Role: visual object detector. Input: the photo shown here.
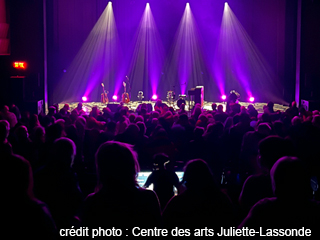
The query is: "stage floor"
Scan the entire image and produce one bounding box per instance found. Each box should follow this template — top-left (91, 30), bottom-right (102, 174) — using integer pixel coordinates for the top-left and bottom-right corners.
top-left (59, 100), bottom-right (289, 114)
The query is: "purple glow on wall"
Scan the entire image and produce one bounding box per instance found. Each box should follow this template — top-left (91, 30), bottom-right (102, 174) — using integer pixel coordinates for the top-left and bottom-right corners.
top-left (124, 3), bottom-right (165, 100)
top-left (55, 2), bottom-right (122, 103)
top-left (213, 2), bottom-right (283, 103)
top-left (163, 2), bottom-right (207, 96)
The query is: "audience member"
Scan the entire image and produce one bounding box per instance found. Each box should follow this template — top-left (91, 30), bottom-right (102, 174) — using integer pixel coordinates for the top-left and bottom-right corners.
top-left (162, 159), bottom-right (234, 229)
top-left (80, 141), bottom-right (161, 228)
top-left (144, 153), bottom-right (179, 210)
top-left (239, 157), bottom-right (320, 235)
top-left (4, 154), bottom-right (57, 239)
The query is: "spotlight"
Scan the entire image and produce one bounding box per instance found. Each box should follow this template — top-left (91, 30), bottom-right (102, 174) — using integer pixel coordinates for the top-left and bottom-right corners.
top-left (152, 94), bottom-right (158, 100)
top-left (249, 97), bottom-right (255, 102)
top-left (108, 1), bottom-right (112, 5)
top-left (221, 95), bottom-right (227, 101)
top-left (112, 95), bottom-right (118, 101)
top-left (186, 3), bottom-right (190, 7)
top-left (82, 96), bottom-right (88, 102)
top-left (224, 2), bottom-right (229, 12)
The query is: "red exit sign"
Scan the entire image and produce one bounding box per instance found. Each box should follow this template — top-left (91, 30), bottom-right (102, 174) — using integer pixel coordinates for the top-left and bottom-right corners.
top-left (13, 61), bottom-right (27, 69)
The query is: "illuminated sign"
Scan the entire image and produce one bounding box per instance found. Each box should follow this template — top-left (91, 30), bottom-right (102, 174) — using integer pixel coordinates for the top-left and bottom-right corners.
top-left (13, 62), bottom-right (27, 69)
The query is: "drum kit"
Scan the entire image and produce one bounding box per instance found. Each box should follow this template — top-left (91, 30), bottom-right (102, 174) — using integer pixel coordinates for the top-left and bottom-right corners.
top-left (166, 91), bottom-right (175, 105)
top-left (166, 90), bottom-right (186, 109)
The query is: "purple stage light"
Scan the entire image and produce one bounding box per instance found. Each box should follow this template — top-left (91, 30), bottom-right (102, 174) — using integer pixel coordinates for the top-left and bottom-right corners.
top-left (112, 95), bottom-right (118, 101)
top-left (221, 95), bottom-right (227, 100)
top-left (82, 96), bottom-right (88, 102)
top-left (152, 94), bottom-right (158, 100)
top-left (249, 97), bottom-right (255, 102)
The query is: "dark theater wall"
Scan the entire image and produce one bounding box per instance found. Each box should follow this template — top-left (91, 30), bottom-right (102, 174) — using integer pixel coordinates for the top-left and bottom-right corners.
top-left (300, 0), bottom-right (320, 102)
top-left (0, 0), bottom-right (44, 109)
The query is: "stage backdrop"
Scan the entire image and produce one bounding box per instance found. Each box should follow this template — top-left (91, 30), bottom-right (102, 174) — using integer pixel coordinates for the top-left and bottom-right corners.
top-left (47, 0), bottom-right (294, 105)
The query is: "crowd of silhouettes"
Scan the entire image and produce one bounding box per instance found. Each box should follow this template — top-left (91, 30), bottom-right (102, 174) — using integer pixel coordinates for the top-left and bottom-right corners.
top-left (1, 98), bottom-right (320, 238)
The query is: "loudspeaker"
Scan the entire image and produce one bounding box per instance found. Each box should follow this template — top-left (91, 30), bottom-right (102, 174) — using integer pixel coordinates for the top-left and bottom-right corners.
top-left (195, 86), bottom-right (204, 107)
top-left (301, 100), bottom-right (320, 112)
top-left (24, 99), bottom-right (43, 115)
top-left (107, 103), bottom-right (120, 112)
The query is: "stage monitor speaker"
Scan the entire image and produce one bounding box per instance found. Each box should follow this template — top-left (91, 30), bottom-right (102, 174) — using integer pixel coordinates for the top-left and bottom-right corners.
top-left (24, 100), bottom-right (44, 115)
top-left (146, 103), bottom-right (153, 112)
top-left (301, 100), bottom-right (320, 112)
top-left (107, 103), bottom-right (120, 112)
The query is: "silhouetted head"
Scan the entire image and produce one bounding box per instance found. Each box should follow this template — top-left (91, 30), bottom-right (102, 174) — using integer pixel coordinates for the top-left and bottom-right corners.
top-left (129, 113), bottom-right (136, 123)
top-left (46, 123), bottom-right (63, 143)
top-left (30, 114), bottom-right (40, 126)
top-left (271, 156), bottom-right (311, 199)
top-left (239, 112), bottom-right (251, 124)
top-left (95, 141), bottom-right (139, 190)
top-left (193, 106), bottom-right (202, 117)
top-left (273, 121), bottom-right (284, 135)
top-left (258, 136), bottom-right (295, 170)
top-left (193, 126), bottom-right (204, 139)
top-left (247, 104), bottom-right (255, 111)
top-left (6, 154), bottom-right (34, 199)
top-left (1, 105), bottom-right (9, 113)
top-left (211, 103), bottom-right (217, 111)
top-left (291, 116), bottom-right (302, 126)
top-left (135, 115), bottom-right (144, 123)
top-left (151, 111), bottom-right (159, 119)
top-left (52, 137), bottom-right (76, 169)
top-left (182, 159), bottom-right (215, 191)
top-left (256, 122), bottom-right (272, 136)
top-left (106, 121), bottom-right (116, 132)
top-left (77, 102), bottom-right (83, 109)
top-left (155, 99), bottom-right (162, 108)
top-left (48, 106), bottom-right (56, 115)
top-left (267, 101), bottom-right (274, 110)
top-left (32, 126), bottom-right (45, 143)
top-left (178, 113), bottom-right (189, 123)
top-left (261, 113), bottom-right (271, 122)
top-left (125, 123), bottom-right (140, 139)
top-left (153, 153), bottom-right (169, 170)
top-left (0, 120), bottom-right (10, 142)
top-left (312, 115), bottom-right (320, 128)
top-left (14, 125), bottom-right (29, 141)
top-left (233, 114), bottom-right (240, 125)
top-left (136, 121), bottom-right (146, 135)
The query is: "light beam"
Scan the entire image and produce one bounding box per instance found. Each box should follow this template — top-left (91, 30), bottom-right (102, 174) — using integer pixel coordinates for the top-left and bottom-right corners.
top-left (125, 3), bottom-right (165, 100)
top-left (55, 3), bottom-right (121, 103)
top-left (214, 2), bottom-right (284, 103)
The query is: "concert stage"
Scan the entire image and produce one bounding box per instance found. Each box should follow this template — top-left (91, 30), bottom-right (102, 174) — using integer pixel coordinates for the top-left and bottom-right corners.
top-left (59, 101), bottom-right (289, 115)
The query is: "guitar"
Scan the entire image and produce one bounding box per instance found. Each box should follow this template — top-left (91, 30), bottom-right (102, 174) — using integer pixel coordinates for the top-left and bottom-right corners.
top-left (101, 83), bottom-right (109, 104)
top-left (122, 82), bottom-right (130, 103)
